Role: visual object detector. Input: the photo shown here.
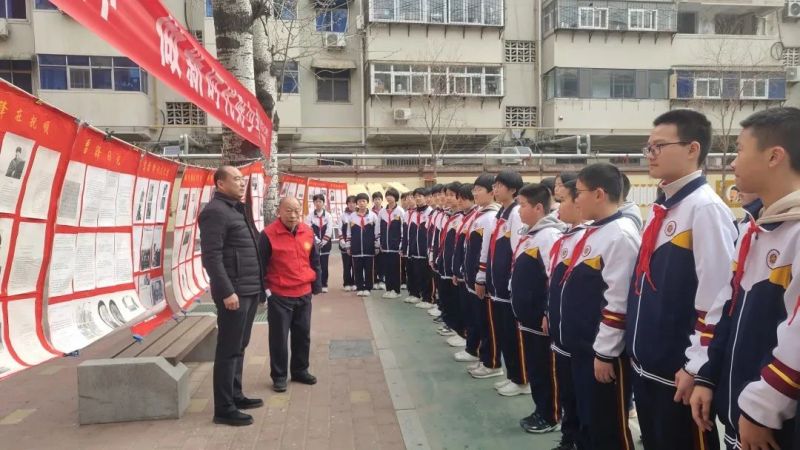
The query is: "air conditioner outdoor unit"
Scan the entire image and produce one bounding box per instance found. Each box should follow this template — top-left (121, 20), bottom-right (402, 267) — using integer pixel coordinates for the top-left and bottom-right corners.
top-left (787, 66), bottom-right (800, 83)
top-left (500, 146), bottom-right (533, 165)
top-left (0, 19), bottom-right (8, 39)
top-left (323, 32), bottom-right (346, 49)
top-left (788, 1), bottom-right (800, 18)
top-left (394, 108), bottom-right (412, 121)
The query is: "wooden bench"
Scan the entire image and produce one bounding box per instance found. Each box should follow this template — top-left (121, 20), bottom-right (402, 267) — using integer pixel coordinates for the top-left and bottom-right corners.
top-left (77, 315), bottom-right (218, 425)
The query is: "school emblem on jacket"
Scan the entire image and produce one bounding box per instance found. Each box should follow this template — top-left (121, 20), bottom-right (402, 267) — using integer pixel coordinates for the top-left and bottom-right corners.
top-left (664, 221), bottom-right (677, 237)
top-left (767, 249), bottom-right (780, 269)
top-left (561, 248), bottom-right (569, 259)
top-left (582, 245), bottom-right (592, 257)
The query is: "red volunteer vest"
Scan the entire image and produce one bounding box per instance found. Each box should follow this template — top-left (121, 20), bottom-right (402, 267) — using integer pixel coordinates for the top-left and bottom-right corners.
top-left (264, 220), bottom-right (317, 297)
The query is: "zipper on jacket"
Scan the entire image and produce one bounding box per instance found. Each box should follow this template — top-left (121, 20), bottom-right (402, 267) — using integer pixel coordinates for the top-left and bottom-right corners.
top-left (631, 273), bottom-right (646, 363)
top-left (727, 291), bottom-right (748, 428)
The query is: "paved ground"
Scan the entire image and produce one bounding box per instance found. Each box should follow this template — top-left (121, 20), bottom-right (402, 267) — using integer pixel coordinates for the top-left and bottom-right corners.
top-left (0, 252), bottom-right (646, 450)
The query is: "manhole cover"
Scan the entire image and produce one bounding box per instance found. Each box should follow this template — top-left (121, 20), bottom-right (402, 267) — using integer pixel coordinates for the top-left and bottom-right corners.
top-left (329, 339), bottom-right (374, 359)
top-left (188, 302), bottom-right (268, 324)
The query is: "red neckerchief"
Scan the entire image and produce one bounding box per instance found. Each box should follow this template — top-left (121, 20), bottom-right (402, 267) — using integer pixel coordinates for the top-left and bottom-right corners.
top-left (728, 220), bottom-right (760, 316)
top-left (549, 234), bottom-right (569, 277)
top-left (510, 234), bottom-right (532, 278)
top-left (458, 207), bottom-right (478, 237)
top-left (438, 212), bottom-right (458, 256)
top-left (634, 204), bottom-right (667, 295)
top-left (560, 227), bottom-right (598, 285)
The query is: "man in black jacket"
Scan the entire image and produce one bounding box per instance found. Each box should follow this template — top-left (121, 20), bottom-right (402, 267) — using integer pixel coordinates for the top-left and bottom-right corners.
top-left (199, 165), bottom-right (265, 427)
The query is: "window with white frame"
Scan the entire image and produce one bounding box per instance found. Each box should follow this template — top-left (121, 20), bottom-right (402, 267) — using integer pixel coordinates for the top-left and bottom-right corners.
top-left (371, 63), bottom-right (503, 97)
top-left (740, 78), bottom-right (768, 99)
top-left (504, 40), bottom-right (535, 63)
top-left (166, 102), bottom-right (207, 125)
top-left (38, 55), bottom-right (148, 93)
top-left (369, 0), bottom-right (502, 26)
top-left (694, 78), bottom-right (721, 98)
top-left (628, 9), bottom-right (657, 31)
top-left (505, 106), bottom-right (537, 127)
top-left (783, 47), bottom-right (800, 67)
top-left (578, 7), bottom-right (608, 29)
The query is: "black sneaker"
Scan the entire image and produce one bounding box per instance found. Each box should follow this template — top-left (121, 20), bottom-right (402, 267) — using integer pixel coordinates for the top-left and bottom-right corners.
top-left (213, 410), bottom-right (253, 426)
top-left (550, 439), bottom-right (577, 450)
top-left (234, 397), bottom-right (264, 410)
top-left (291, 371), bottom-right (318, 385)
top-left (521, 412), bottom-right (560, 434)
top-left (519, 412), bottom-right (536, 428)
top-left (273, 378), bottom-right (288, 392)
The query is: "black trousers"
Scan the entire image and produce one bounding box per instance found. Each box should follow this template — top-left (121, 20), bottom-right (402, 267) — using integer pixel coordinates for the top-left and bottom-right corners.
top-left (213, 293), bottom-right (259, 414)
top-left (522, 331), bottom-right (559, 425)
top-left (352, 256), bottom-right (374, 291)
top-left (383, 252), bottom-right (401, 293)
top-left (555, 350), bottom-right (580, 446)
top-left (320, 253), bottom-right (329, 288)
top-left (267, 294), bottom-right (312, 381)
top-left (493, 300), bottom-right (526, 384)
top-left (439, 277), bottom-right (457, 329)
top-left (571, 352), bottom-right (633, 450)
top-left (401, 257), bottom-right (407, 286)
top-left (463, 287), bottom-right (482, 356)
top-left (408, 258), bottom-right (432, 300)
top-left (374, 252), bottom-right (384, 283)
top-left (478, 297), bottom-right (502, 369)
top-left (341, 252), bottom-right (354, 287)
top-left (633, 372), bottom-right (720, 450)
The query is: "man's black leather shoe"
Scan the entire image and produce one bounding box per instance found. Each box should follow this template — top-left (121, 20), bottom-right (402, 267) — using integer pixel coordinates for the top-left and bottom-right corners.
top-left (273, 378), bottom-right (288, 392)
top-left (292, 372), bottom-right (317, 385)
top-left (234, 397), bottom-right (264, 410)
top-left (213, 410), bottom-right (253, 426)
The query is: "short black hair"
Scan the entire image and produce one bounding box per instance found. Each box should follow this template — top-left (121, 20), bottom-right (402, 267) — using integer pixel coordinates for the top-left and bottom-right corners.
top-left (355, 193), bottom-right (369, 202)
top-left (400, 192), bottom-right (412, 200)
top-left (740, 107), bottom-right (800, 172)
top-left (563, 179), bottom-right (578, 201)
top-left (494, 170), bottom-right (524, 196)
top-left (15, 147), bottom-right (22, 154)
top-left (558, 171), bottom-right (577, 185)
top-left (346, 195), bottom-right (357, 204)
top-left (621, 173), bottom-right (632, 200)
top-left (578, 163), bottom-right (623, 203)
top-left (413, 187), bottom-right (428, 196)
top-left (474, 173), bottom-right (495, 192)
top-left (385, 187), bottom-right (400, 201)
top-left (445, 181), bottom-right (462, 194)
top-left (653, 109), bottom-right (712, 166)
top-left (457, 183), bottom-right (474, 201)
top-left (430, 184), bottom-right (444, 194)
top-left (518, 183), bottom-right (552, 212)
top-left (312, 193), bottom-right (325, 203)
top-left (372, 191), bottom-right (383, 200)
top-left (540, 177), bottom-right (556, 196)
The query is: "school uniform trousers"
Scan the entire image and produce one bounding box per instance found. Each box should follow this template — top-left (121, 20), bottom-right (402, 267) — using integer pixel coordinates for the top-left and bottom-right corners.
top-left (352, 255), bottom-right (374, 291)
top-left (521, 329), bottom-right (559, 425)
top-left (383, 250), bottom-right (402, 293)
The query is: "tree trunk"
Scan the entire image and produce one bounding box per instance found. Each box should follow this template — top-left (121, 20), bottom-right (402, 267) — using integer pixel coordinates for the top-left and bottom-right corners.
top-left (251, 13), bottom-right (280, 224)
top-left (211, 0), bottom-right (258, 162)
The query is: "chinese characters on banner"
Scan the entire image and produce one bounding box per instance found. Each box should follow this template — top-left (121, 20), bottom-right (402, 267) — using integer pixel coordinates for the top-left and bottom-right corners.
top-left (0, 82), bottom-right (77, 378)
top-left (49, 0), bottom-right (272, 155)
top-left (47, 126), bottom-right (144, 354)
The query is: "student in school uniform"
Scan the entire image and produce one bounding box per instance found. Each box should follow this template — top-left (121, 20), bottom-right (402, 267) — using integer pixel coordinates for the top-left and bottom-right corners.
top-left (561, 163), bottom-right (641, 450)
top-left (339, 195), bottom-right (357, 292)
top-left (619, 174), bottom-right (643, 233)
top-left (547, 179), bottom-right (586, 450)
top-left (627, 110), bottom-right (735, 450)
top-left (512, 183), bottom-right (568, 434)
top-left (405, 188), bottom-right (433, 305)
top-left (379, 188), bottom-right (405, 299)
top-left (464, 174), bottom-right (502, 378)
top-left (421, 185), bottom-right (445, 313)
top-left (735, 189), bottom-right (762, 237)
top-left (371, 191), bottom-right (385, 290)
top-left (347, 193), bottom-right (380, 296)
top-left (451, 183), bottom-right (478, 357)
top-left (478, 170), bottom-right (529, 397)
top-left (438, 182), bottom-right (465, 344)
top-left (400, 192), bottom-right (414, 290)
top-left (306, 194), bottom-right (333, 293)
top-left (689, 108), bottom-right (800, 450)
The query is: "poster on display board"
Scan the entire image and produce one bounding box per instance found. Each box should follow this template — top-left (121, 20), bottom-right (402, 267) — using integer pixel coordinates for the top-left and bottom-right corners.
top-left (46, 126), bottom-right (145, 354)
top-left (129, 154), bottom-right (179, 337)
top-left (169, 167), bottom-right (212, 310)
top-left (239, 161), bottom-right (267, 231)
top-left (305, 179), bottom-right (329, 217)
top-left (278, 174), bottom-right (308, 213)
top-left (0, 81), bottom-right (79, 378)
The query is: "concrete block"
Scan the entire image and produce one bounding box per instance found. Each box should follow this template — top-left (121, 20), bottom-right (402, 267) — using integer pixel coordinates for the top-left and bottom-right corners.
top-left (183, 326), bottom-right (217, 363)
top-left (77, 357), bottom-right (190, 425)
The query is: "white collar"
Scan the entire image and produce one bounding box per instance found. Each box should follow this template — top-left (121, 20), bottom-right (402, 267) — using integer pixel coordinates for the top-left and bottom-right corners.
top-left (661, 170), bottom-right (702, 200)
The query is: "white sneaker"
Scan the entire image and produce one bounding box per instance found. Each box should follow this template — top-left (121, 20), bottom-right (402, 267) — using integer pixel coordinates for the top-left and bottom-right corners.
top-left (322, 287), bottom-right (328, 293)
top-left (385, 291), bottom-right (400, 299)
top-left (454, 351), bottom-right (479, 362)
top-left (470, 365), bottom-right (504, 379)
top-left (363, 290), bottom-right (371, 297)
top-left (415, 301), bottom-right (434, 309)
top-left (403, 296), bottom-right (420, 304)
top-left (447, 336), bottom-right (466, 347)
top-left (467, 361), bottom-right (482, 371)
top-left (494, 379), bottom-right (512, 390)
top-left (438, 327), bottom-right (456, 336)
top-left (348, 286), bottom-right (357, 292)
top-left (497, 382), bottom-right (531, 397)
top-left (428, 308), bottom-right (442, 317)
top-left (355, 290), bottom-right (364, 296)
top-left (374, 282), bottom-right (385, 290)
top-left (401, 284), bottom-right (407, 289)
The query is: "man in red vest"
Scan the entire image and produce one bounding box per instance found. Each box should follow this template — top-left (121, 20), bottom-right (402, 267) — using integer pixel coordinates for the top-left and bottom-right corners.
top-left (259, 196), bottom-right (322, 393)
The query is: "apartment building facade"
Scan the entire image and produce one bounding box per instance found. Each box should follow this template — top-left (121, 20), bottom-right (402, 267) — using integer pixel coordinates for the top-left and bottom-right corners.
top-left (0, 0), bottom-right (797, 161)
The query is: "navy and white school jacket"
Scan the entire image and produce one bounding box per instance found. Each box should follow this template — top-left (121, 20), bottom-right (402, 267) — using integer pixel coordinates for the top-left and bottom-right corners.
top-left (626, 173), bottom-right (737, 384)
top-left (694, 191), bottom-right (800, 443)
top-left (468, 204), bottom-right (500, 291)
top-left (453, 206), bottom-right (478, 282)
top-left (346, 211), bottom-right (380, 258)
top-left (429, 208), bottom-right (445, 272)
top-left (511, 215), bottom-right (567, 333)
top-left (547, 224), bottom-right (588, 355)
top-left (379, 205), bottom-right (405, 253)
top-left (440, 211), bottom-right (463, 279)
top-left (338, 209), bottom-right (353, 250)
top-left (737, 198), bottom-right (763, 239)
top-left (561, 212), bottom-right (641, 358)
top-left (402, 209), bottom-right (412, 257)
top-left (408, 205), bottom-right (432, 259)
top-left (306, 209), bottom-right (334, 255)
top-left (484, 202), bottom-right (524, 303)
